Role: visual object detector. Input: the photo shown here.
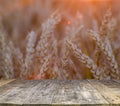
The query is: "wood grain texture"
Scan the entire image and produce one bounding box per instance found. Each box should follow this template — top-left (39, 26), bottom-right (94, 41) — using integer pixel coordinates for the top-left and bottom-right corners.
top-left (113, 79), bottom-right (120, 84)
top-left (99, 80), bottom-right (120, 96)
top-left (52, 80), bottom-right (108, 105)
top-left (0, 79), bottom-right (15, 87)
top-left (88, 80), bottom-right (120, 105)
top-left (0, 79), bottom-right (120, 106)
top-left (0, 80), bottom-right (40, 104)
top-left (24, 80), bottom-right (59, 104)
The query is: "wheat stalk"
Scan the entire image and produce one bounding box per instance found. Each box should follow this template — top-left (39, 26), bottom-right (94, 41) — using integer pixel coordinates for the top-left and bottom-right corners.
top-left (36, 12), bottom-right (61, 78)
top-left (60, 14), bottom-right (84, 79)
top-left (60, 45), bottom-right (71, 79)
top-left (24, 31), bottom-right (37, 76)
top-left (0, 23), bottom-right (14, 79)
top-left (14, 48), bottom-right (25, 78)
top-left (89, 30), bottom-right (120, 79)
top-left (4, 43), bottom-right (14, 79)
top-left (0, 25), bottom-right (6, 79)
top-left (100, 8), bottom-right (112, 37)
top-left (36, 13), bottom-right (61, 59)
top-left (66, 40), bottom-right (108, 80)
top-left (38, 55), bottom-right (51, 77)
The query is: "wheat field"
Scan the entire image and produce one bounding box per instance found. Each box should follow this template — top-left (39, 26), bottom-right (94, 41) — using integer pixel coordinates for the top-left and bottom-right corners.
top-left (0, 0), bottom-right (120, 80)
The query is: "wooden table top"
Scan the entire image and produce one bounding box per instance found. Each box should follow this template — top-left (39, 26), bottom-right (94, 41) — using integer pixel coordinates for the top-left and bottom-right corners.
top-left (0, 79), bottom-right (120, 106)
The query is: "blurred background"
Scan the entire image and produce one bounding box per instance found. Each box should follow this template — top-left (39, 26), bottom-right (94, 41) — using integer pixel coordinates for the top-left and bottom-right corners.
top-left (0, 0), bottom-right (120, 80)
top-left (0, 0), bottom-right (119, 48)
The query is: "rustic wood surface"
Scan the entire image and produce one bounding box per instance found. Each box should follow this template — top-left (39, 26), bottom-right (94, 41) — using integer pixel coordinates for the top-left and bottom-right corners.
top-left (0, 79), bottom-right (15, 87)
top-left (0, 79), bottom-right (120, 106)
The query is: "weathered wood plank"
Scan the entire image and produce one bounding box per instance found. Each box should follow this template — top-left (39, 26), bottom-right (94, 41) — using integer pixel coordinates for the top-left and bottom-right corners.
top-left (52, 80), bottom-right (108, 105)
top-left (99, 80), bottom-right (120, 96)
top-left (0, 81), bottom-right (39, 105)
top-left (24, 80), bottom-right (59, 105)
top-left (0, 80), bottom-right (39, 104)
top-left (88, 80), bottom-right (120, 105)
top-left (79, 80), bottom-right (109, 105)
top-left (113, 79), bottom-right (120, 84)
top-left (0, 80), bottom-right (26, 98)
top-left (0, 79), bottom-right (15, 87)
top-left (0, 80), bottom-right (120, 106)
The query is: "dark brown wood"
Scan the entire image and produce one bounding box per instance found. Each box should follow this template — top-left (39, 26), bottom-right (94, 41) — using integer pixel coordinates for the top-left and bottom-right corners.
top-left (0, 79), bottom-right (120, 106)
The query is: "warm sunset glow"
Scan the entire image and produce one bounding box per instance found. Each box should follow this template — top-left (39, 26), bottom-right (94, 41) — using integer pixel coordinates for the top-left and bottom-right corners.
top-left (21, 0), bottom-right (34, 5)
top-left (0, 0), bottom-right (120, 80)
top-left (67, 21), bottom-right (72, 26)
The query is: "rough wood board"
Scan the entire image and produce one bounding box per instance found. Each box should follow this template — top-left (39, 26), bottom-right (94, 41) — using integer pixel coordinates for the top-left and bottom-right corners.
top-left (0, 80), bottom-right (31, 100)
top-left (88, 80), bottom-right (120, 104)
top-left (0, 80), bottom-right (120, 106)
top-left (0, 80), bottom-right (40, 104)
top-left (99, 80), bottom-right (120, 96)
top-left (113, 79), bottom-right (120, 84)
top-left (24, 80), bottom-right (59, 104)
top-left (52, 80), bottom-right (108, 105)
top-left (0, 79), bottom-right (15, 87)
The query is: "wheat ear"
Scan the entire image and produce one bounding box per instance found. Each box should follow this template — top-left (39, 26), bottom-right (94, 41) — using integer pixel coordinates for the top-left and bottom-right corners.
top-left (0, 23), bottom-right (14, 79)
top-left (89, 30), bottom-right (120, 79)
top-left (25, 31), bottom-right (37, 76)
top-left (36, 12), bottom-right (61, 78)
top-left (66, 40), bottom-right (107, 80)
